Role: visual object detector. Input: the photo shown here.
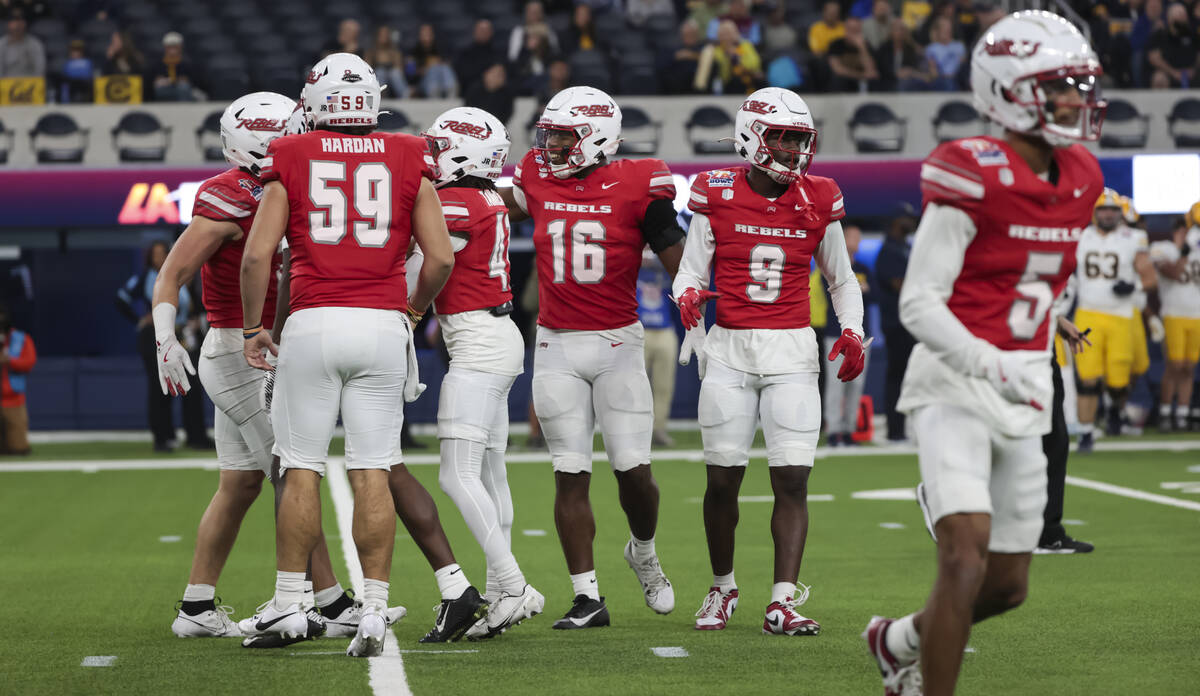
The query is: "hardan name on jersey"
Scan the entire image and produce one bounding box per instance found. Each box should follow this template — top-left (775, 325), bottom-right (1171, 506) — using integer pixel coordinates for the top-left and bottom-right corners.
top-left (734, 223), bottom-right (808, 239)
top-left (543, 201), bottom-right (613, 214)
top-left (1008, 225), bottom-right (1084, 242)
top-left (319, 137), bottom-right (387, 153)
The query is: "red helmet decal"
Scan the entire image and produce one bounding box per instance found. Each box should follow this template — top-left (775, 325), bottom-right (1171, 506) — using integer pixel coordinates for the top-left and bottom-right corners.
top-left (439, 119), bottom-right (493, 140)
top-left (237, 118), bottom-right (284, 131)
top-left (569, 104), bottom-right (615, 118)
top-left (742, 100), bottom-right (778, 115)
top-left (983, 39), bottom-right (1041, 58)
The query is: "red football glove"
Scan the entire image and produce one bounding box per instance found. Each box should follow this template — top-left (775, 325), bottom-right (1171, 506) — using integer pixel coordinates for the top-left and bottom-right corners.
top-left (827, 328), bottom-right (865, 382)
top-left (676, 288), bottom-right (719, 329)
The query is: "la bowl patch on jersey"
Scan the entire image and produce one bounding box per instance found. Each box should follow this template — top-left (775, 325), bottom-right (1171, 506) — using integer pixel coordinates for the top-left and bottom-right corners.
top-left (957, 138), bottom-right (1009, 166)
top-left (238, 179), bottom-right (264, 200)
top-left (708, 170), bottom-right (736, 187)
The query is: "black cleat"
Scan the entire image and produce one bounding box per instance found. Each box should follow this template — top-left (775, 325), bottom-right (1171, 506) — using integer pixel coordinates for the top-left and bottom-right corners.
top-left (1034, 535), bottom-right (1095, 554)
top-left (551, 595), bottom-right (610, 630)
top-left (1076, 431), bottom-right (1094, 454)
top-left (419, 586), bottom-right (487, 643)
top-left (242, 608), bottom-right (326, 649)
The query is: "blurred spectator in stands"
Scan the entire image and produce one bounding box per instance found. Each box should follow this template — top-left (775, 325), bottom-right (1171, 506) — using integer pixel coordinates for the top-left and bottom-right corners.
top-left (0, 1), bottom-right (48, 22)
top-left (823, 224), bottom-right (870, 447)
top-left (508, 1), bottom-right (559, 63)
top-left (1131, 0), bottom-right (1165, 86)
top-left (1087, 3), bottom-right (1135, 87)
top-left (924, 15), bottom-right (965, 91)
top-left (876, 17), bottom-right (929, 91)
top-left (117, 240), bottom-right (210, 452)
top-left (862, 0), bottom-right (893, 51)
top-left (901, 0), bottom-right (933, 31)
top-left (953, 0), bottom-right (982, 46)
top-left (706, 18), bottom-right (763, 94)
top-left (455, 19), bottom-right (501, 96)
top-left (638, 248), bottom-right (678, 447)
top-left (0, 9), bottom-right (44, 78)
top-left (1148, 3), bottom-right (1199, 87)
top-left (323, 18), bottom-right (364, 58)
top-left (464, 62), bottom-right (516, 125)
top-left (102, 29), bottom-right (143, 75)
top-left (565, 3), bottom-right (607, 56)
top-left (366, 25), bottom-right (409, 99)
top-left (808, 1), bottom-right (846, 56)
top-left (410, 23), bottom-right (458, 98)
top-left (688, 0), bottom-right (729, 32)
top-left (707, 0), bottom-right (761, 46)
top-left (0, 301), bottom-right (34, 456)
top-left (627, 0), bottom-right (675, 28)
top-left (660, 17), bottom-right (705, 94)
top-left (512, 23), bottom-right (557, 95)
top-left (528, 58), bottom-right (570, 129)
top-left (762, 3), bottom-right (797, 56)
top-left (913, 0), bottom-right (952, 44)
top-left (876, 206), bottom-right (917, 442)
top-left (56, 38), bottom-right (93, 102)
top-left (827, 16), bottom-right (879, 92)
top-left (148, 32), bottom-right (198, 102)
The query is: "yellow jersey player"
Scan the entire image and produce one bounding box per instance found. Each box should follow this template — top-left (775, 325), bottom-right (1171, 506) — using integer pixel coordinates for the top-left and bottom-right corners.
top-left (1071, 189), bottom-right (1157, 451)
top-left (1149, 204), bottom-right (1200, 431)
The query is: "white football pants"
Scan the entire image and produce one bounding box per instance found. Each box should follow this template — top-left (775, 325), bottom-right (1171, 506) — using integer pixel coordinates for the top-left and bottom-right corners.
top-left (198, 329), bottom-right (273, 473)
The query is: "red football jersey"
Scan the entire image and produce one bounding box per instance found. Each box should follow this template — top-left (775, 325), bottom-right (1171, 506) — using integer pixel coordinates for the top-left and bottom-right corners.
top-left (192, 168), bottom-right (281, 329)
top-left (920, 136), bottom-right (1103, 351)
top-left (688, 166), bottom-right (844, 330)
top-left (260, 130), bottom-right (434, 314)
top-left (514, 153), bottom-right (676, 330)
top-left (434, 186), bottom-right (512, 315)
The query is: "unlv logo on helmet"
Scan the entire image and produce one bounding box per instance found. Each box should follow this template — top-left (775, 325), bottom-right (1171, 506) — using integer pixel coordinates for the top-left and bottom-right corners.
top-left (742, 100), bottom-right (777, 115)
top-left (305, 70), bottom-right (321, 84)
top-left (569, 104), bottom-right (615, 118)
top-left (342, 69), bottom-right (363, 82)
top-left (440, 119), bottom-right (494, 140)
top-left (238, 118), bottom-right (284, 131)
top-left (983, 38), bottom-right (1041, 58)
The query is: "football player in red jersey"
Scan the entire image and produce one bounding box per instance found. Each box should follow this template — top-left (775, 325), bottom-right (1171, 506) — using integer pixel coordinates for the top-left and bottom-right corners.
top-left (151, 92), bottom-right (364, 640)
top-left (236, 53), bottom-right (476, 657)
top-left (500, 86), bottom-right (686, 629)
top-left (674, 88), bottom-right (865, 636)
top-left (862, 12), bottom-right (1107, 695)
top-left (405, 107), bottom-right (545, 640)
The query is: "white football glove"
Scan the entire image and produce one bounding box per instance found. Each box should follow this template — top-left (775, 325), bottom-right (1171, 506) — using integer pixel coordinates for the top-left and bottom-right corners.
top-left (152, 303), bottom-right (196, 396)
top-left (678, 323), bottom-right (708, 379)
top-left (980, 349), bottom-right (1045, 411)
top-left (1148, 314), bottom-right (1165, 343)
top-left (259, 353), bottom-right (278, 412)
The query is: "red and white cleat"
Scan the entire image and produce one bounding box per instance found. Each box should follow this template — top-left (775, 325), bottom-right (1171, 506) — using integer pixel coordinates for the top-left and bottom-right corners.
top-left (762, 585), bottom-right (820, 636)
top-left (862, 616), bottom-right (923, 696)
top-left (694, 587), bottom-right (738, 630)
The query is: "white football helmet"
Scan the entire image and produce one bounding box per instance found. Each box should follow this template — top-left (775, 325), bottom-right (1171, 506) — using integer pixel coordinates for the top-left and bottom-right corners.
top-left (532, 86), bottom-right (622, 178)
top-left (970, 10), bottom-right (1105, 146)
top-left (301, 52), bottom-right (382, 128)
top-left (423, 107), bottom-right (510, 187)
top-left (732, 87), bottom-right (817, 184)
top-left (285, 99), bottom-right (308, 135)
top-left (219, 92), bottom-right (295, 176)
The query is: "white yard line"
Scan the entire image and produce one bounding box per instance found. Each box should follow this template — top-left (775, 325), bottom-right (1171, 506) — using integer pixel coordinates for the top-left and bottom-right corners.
top-left (326, 460), bottom-right (414, 696)
top-left (1065, 476), bottom-right (1200, 512)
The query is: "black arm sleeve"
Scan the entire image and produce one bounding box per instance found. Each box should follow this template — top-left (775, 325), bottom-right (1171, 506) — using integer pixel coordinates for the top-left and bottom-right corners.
top-left (640, 198), bottom-right (685, 253)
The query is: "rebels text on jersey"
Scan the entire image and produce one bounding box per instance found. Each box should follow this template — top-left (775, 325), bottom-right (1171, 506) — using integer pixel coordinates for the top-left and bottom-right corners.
top-left (687, 166), bottom-right (844, 330)
top-left (920, 136), bottom-right (1103, 351)
top-left (435, 187), bottom-right (512, 315)
top-left (193, 168), bottom-right (281, 329)
top-left (260, 131), bottom-right (435, 313)
top-left (514, 153), bottom-right (676, 331)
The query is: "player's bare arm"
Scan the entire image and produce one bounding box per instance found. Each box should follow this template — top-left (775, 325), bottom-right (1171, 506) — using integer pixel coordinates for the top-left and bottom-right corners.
top-left (1134, 251), bottom-right (1158, 291)
top-left (269, 248), bottom-right (291, 344)
top-left (498, 186), bottom-right (530, 222)
top-left (408, 177), bottom-right (455, 317)
top-left (240, 180), bottom-right (288, 370)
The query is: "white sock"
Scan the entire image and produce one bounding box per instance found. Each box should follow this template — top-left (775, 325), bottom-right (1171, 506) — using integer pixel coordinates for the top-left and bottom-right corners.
top-left (434, 563), bottom-right (471, 601)
top-left (570, 570), bottom-right (600, 601)
top-left (302, 580), bottom-right (314, 609)
top-left (182, 583), bottom-right (215, 602)
top-left (493, 556), bottom-right (526, 595)
top-left (362, 578), bottom-right (389, 613)
top-left (885, 613), bottom-right (921, 662)
top-left (1160, 404), bottom-right (1173, 418)
top-left (713, 572), bottom-right (736, 594)
top-left (771, 582), bottom-right (795, 604)
top-left (485, 567), bottom-right (499, 598)
top-left (273, 571), bottom-right (306, 610)
top-left (630, 534), bottom-right (656, 563)
top-left (1079, 422), bottom-right (1094, 435)
top-left (315, 582), bottom-right (344, 608)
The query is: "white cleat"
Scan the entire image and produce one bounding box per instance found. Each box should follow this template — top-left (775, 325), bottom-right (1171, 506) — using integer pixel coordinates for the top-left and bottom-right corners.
top-left (347, 609), bottom-right (387, 658)
top-left (623, 541), bottom-right (675, 614)
top-left (465, 584), bottom-right (545, 641)
top-left (324, 600), bottom-right (409, 638)
top-left (172, 604), bottom-right (241, 637)
top-left (237, 601), bottom-right (308, 640)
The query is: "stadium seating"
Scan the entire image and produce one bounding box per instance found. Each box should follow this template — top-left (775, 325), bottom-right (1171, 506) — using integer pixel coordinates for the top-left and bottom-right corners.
top-left (848, 102), bottom-right (906, 153)
top-left (932, 100), bottom-right (985, 143)
top-left (568, 50), bottom-right (613, 93)
top-left (377, 110), bottom-right (413, 133)
top-left (30, 113), bottom-right (88, 164)
top-left (686, 105), bottom-right (735, 155)
top-left (196, 110), bottom-right (225, 163)
top-left (616, 105), bottom-right (661, 156)
top-left (0, 118), bottom-right (10, 164)
top-left (1100, 98), bottom-right (1150, 149)
top-left (1166, 97), bottom-right (1200, 148)
top-left (112, 111), bottom-right (171, 163)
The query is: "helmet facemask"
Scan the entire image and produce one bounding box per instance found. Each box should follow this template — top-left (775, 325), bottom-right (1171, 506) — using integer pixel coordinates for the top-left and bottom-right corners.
top-left (747, 121), bottom-right (818, 184)
top-left (532, 121), bottom-right (591, 178)
top-left (1007, 66), bottom-right (1106, 146)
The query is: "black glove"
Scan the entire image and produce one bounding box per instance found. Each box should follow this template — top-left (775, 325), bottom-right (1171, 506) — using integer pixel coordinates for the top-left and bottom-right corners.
top-left (1112, 280), bottom-right (1136, 296)
top-left (1182, 243), bottom-right (1191, 258)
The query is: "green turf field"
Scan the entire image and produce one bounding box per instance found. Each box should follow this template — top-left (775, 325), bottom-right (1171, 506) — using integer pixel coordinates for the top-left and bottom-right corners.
top-left (1, 437), bottom-right (1198, 695)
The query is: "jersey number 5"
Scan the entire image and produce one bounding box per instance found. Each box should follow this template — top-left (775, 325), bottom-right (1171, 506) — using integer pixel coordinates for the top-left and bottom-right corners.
top-left (547, 219), bottom-right (606, 284)
top-left (1009, 251), bottom-right (1063, 341)
top-left (308, 160), bottom-right (392, 247)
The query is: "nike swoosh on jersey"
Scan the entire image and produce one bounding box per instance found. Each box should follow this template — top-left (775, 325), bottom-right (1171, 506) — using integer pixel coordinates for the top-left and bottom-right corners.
top-left (566, 608), bottom-right (605, 627)
top-left (601, 182), bottom-right (619, 189)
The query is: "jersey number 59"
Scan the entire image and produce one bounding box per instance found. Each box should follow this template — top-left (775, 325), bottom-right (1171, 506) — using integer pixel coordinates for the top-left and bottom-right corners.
top-left (308, 160), bottom-right (392, 247)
